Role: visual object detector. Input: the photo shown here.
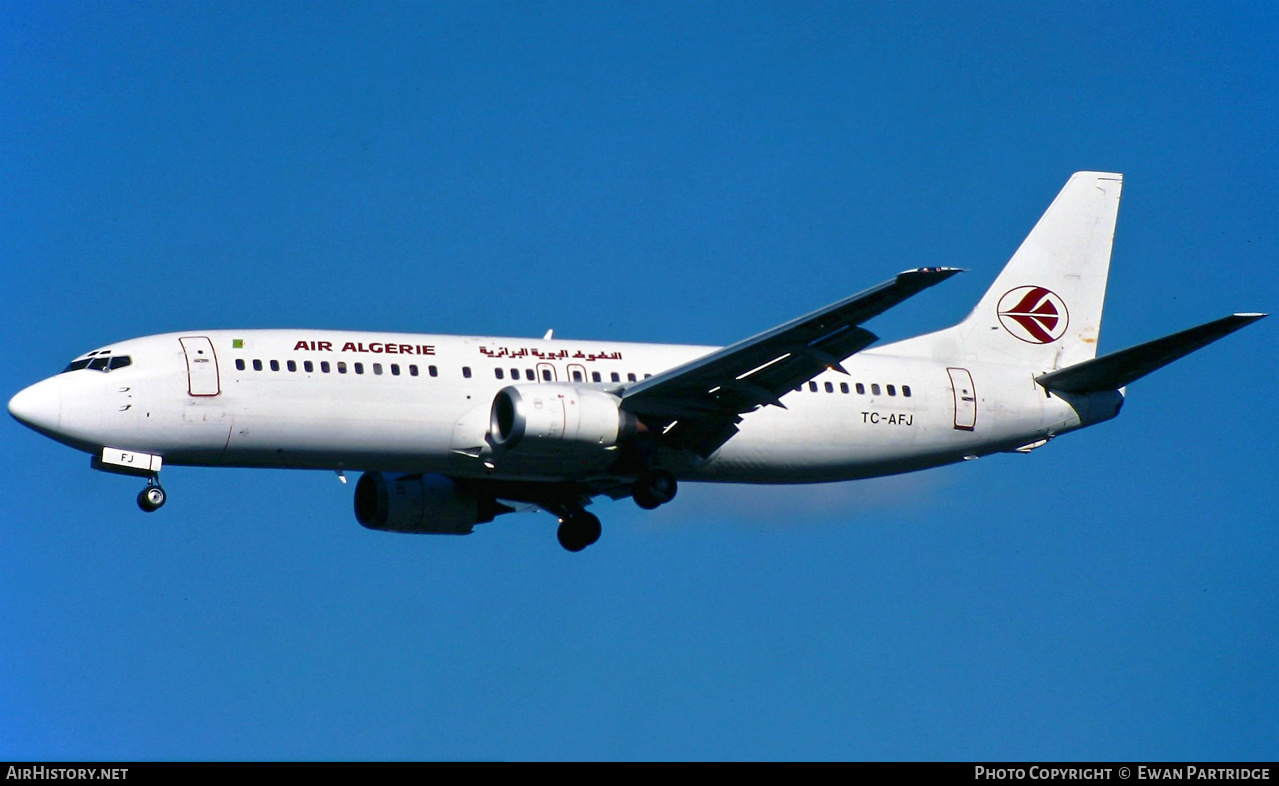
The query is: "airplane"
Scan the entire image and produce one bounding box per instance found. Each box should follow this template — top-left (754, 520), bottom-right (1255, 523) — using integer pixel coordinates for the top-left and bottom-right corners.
top-left (7, 172), bottom-right (1266, 551)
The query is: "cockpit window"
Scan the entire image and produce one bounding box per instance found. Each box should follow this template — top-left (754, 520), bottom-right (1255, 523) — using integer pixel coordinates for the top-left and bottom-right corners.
top-left (62, 352), bottom-right (132, 374)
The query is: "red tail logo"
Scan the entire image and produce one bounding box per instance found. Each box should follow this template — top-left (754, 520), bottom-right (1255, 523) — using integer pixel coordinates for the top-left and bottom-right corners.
top-left (997, 286), bottom-right (1069, 344)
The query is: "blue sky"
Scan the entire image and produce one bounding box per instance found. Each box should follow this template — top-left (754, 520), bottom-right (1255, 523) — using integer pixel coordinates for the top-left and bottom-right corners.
top-left (2, 1), bottom-right (1275, 761)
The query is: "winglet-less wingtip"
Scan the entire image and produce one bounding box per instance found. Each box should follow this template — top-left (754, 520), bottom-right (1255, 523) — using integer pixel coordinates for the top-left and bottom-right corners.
top-left (899, 267), bottom-right (964, 281)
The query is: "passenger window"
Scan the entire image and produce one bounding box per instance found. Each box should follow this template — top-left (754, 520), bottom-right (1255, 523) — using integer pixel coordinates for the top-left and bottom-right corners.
top-left (572, 370), bottom-right (583, 382)
top-left (428, 365), bottom-right (438, 377)
top-left (887, 384), bottom-right (896, 396)
top-left (611, 372), bottom-right (620, 383)
top-left (644, 373), bottom-right (652, 379)
top-left (337, 362), bottom-right (347, 374)
top-left (321, 361), bottom-right (331, 373)
top-left (809, 381), bottom-right (818, 392)
top-left (287, 360), bottom-right (297, 372)
top-left (253, 359), bottom-right (263, 371)
top-left (304, 361), bottom-right (314, 373)
top-left (410, 365), bottom-right (419, 377)
top-left (373, 363), bottom-right (382, 375)
top-left (495, 368), bottom-right (504, 380)
top-left (354, 363), bottom-right (364, 374)
top-left (462, 366), bottom-right (471, 379)
top-left (627, 373), bottom-right (637, 382)
top-left (825, 381), bottom-right (834, 393)
top-left (856, 383), bottom-right (865, 395)
top-left (270, 360), bottom-right (280, 371)
top-left (391, 364), bottom-right (400, 376)
top-left (525, 369), bottom-right (534, 380)
top-left (592, 371), bottom-right (602, 383)
top-left (903, 385), bottom-right (912, 397)
top-left (871, 383), bottom-right (881, 395)
top-left (840, 382), bottom-right (849, 394)
top-left (541, 368), bottom-right (552, 381)
top-left (511, 368), bottom-right (519, 380)
top-left (236, 359), bottom-right (245, 371)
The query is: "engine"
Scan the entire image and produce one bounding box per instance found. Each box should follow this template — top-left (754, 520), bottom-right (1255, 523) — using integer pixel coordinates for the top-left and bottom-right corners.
top-left (353, 472), bottom-right (503, 535)
top-left (489, 383), bottom-right (638, 454)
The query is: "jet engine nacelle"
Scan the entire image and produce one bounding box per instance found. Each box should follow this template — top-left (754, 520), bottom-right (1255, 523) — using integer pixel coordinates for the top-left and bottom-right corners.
top-left (354, 471), bottom-right (499, 535)
top-left (489, 384), bottom-right (638, 454)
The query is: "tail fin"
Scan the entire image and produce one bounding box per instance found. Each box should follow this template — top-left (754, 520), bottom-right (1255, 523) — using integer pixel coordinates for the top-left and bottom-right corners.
top-left (953, 172), bottom-right (1123, 369)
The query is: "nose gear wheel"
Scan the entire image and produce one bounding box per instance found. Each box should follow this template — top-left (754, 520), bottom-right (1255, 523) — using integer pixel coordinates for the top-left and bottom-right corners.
top-left (137, 482), bottom-right (167, 512)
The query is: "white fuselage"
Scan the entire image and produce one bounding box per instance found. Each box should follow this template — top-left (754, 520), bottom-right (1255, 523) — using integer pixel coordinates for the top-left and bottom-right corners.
top-left (12, 329), bottom-right (1116, 485)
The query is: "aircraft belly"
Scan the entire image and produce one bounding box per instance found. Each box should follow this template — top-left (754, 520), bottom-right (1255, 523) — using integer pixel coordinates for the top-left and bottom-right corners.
top-left (693, 438), bottom-right (957, 483)
top-left (684, 365), bottom-right (1063, 483)
top-left (210, 389), bottom-right (456, 471)
top-left (689, 397), bottom-right (942, 483)
top-left (215, 415), bottom-right (454, 470)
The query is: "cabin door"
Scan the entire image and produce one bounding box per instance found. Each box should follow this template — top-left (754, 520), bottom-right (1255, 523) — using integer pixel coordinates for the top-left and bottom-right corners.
top-left (180, 336), bottom-right (221, 396)
top-left (947, 367), bottom-right (976, 431)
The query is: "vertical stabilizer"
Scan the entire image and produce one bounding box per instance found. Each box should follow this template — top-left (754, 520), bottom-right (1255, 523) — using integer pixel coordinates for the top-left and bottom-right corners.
top-left (952, 172), bottom-right (1123, 369)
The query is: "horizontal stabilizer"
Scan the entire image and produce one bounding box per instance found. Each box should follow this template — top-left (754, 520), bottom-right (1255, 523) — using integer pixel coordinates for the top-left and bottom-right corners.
top-left (1036, 313), bottom-right (1266, 393)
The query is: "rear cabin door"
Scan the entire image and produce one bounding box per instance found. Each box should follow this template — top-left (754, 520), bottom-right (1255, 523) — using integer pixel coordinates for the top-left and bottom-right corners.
top-left (180, 336), bottom-right (221, 396)
top-left (947, 367), bottom-right (976, 431)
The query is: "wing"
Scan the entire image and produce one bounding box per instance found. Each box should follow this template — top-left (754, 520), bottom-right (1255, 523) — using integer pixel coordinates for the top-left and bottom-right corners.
top-left (620, 267), bottom-right (962, 456)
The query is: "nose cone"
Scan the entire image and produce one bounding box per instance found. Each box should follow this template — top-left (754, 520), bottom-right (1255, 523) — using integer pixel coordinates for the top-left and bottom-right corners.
top-left (9, 378), bottom-right (62, 435)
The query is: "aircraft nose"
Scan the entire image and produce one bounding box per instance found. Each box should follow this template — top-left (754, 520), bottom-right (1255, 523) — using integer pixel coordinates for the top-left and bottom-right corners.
top-left (9, 378), bottom-right (62, 434)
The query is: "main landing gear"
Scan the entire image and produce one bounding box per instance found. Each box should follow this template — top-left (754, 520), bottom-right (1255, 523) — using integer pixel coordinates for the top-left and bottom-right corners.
top-left (556, 510), bottom-right (601, 553)
top-left (553, 470), bottom-right (678, 552)
top-left (632, 469), bottom-right (678, 510)
top-left (137, 478), bottom-right (167, 512)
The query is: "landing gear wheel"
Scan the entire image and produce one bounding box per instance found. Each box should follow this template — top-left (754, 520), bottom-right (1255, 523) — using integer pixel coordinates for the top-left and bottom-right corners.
top-left (579, 512), bottom-right (602, 547)
top-left (557, 520), bottom-right (586, 552)
top-left (557, 511), bottom-right (602, 552)
top-left (137, 484), bottom-right (167, 513)
top-left (633, 490), bottom-right (661, 510)
top-left (633, 470), bottom-right (678, 510)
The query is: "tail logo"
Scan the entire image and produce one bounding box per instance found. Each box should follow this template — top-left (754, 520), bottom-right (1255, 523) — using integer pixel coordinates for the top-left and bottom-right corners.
top-left (997, 286), bottom-right (1070, 344)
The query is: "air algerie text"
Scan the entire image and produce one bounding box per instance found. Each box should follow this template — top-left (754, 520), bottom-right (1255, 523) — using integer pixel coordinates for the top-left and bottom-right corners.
top-left (293, 340), bottom-right (435, 355)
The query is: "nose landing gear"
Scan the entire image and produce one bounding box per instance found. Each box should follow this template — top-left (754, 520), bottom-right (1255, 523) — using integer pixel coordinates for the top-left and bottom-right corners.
top-left (137, 479), bottom-right (167, 512)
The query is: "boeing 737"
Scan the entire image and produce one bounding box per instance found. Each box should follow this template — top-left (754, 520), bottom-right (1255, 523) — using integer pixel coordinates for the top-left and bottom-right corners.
top-left (8, 172), bottom-right (1265, 550)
